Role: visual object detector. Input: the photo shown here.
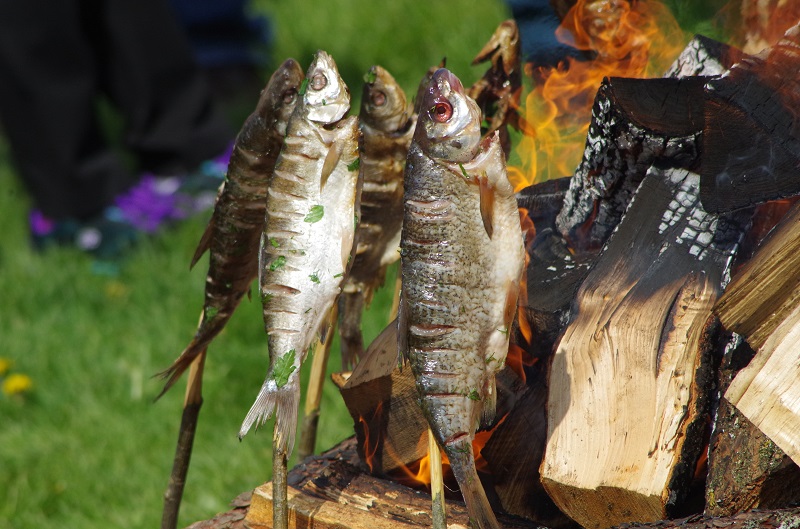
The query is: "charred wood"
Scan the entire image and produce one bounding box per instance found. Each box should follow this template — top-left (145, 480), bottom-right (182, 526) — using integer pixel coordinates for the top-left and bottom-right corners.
top-left (700, 23), bottom-right (800, 213)
top-left (664, 35), bottom-right (744, 79)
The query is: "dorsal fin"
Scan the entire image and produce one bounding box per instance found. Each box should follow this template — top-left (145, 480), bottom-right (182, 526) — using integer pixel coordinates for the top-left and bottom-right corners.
top-left (190, 217), bottom-right (215, 269)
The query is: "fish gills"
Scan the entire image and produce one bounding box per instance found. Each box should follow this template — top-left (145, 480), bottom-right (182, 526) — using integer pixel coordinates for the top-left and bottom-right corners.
top-left (400, 68), bottom-right (525, 529)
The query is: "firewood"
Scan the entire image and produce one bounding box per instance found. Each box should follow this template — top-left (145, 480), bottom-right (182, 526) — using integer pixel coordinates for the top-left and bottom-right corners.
top-left (541, 167), bottom-right (751, 529)
top-left (704, 334), bottom-right (800, 515)
top-left (712, 201), bottom-right (800, 470)
top-left (482, 366), bottom-right (577, 529)
top-left (245, 437), bottom-right (537, 529)
top-left (335, 323), bottom-right (429, 473)
top-left (699, 23), bottom-right (800, 213)
top-left (664, 35), bottom-right (743, 78)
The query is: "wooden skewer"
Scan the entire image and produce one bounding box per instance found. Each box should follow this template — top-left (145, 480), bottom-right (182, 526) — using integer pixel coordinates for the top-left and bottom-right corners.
top-left (161, 351), bottom-right (206, 529)
top-left (429, 428), bottom-right (447, 529)
top-left (297, 306), bottom-right (338, 459)
top-left (273, 431), bottom-right (289, 529)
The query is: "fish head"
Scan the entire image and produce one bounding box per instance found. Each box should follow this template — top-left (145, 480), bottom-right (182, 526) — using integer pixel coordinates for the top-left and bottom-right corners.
top-left (261, 58), bottom-right (305, 136)
top-left (303, 50), bottom-right (351, 124)
top-left (360, 65), bottom-right (411, 133)
top-left (416, 68), bottom-right (482, 163)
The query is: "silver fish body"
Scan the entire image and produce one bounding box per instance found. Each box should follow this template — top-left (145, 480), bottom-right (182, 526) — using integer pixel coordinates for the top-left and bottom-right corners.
top-left (399, 68), bottom-right (524, 529)
top-left (339, 65), bottom-right (415, 368)
top-left (239, 51), bottom-right (360, 454)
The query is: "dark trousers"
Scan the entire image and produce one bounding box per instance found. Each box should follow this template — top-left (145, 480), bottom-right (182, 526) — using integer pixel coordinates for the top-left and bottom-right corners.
top-left (0, 0), bottom-right (231, 220)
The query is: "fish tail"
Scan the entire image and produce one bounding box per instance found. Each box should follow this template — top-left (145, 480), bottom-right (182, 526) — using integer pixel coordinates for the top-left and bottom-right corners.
top-left (238, 374), bottom-right (300, 456)
top-left (338, 290), bottom-right (365, 369)
top-left (447, 438), bottom-right (501, 529)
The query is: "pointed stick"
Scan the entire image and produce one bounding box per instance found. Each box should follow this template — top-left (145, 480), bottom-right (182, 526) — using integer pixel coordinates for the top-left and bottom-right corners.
top-left (161, 351), bottom-right (205, 529)
top-left (429, 428), bottom-right (447, 529)
top-left (273, 431), bottom-right (289, 529)
top-left (297, 306), bottom-right (338, 459)
top-left (389, 267), bottom-right (402, 321)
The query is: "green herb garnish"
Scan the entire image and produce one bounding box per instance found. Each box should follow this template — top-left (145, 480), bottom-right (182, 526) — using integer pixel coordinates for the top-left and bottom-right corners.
top-left (261, 292), bottom-right (273, 304)
top-left (269, 255), bottom-right (286, 271)
top-left (273, 350), bottom-right (297, 388)
top-left (309, 272), bottom-right (320, 284)
top-left (459, 163), bottom-right (469, 180)
top-left (269, 237), bottom-right (280, 248)
top-left (468, 389), bottom-right (481, 401)
top-left (298, 78), bottom-right (309, 96)
top-left (304, 205), bottom-right (324, 223)
top-left (205, 306), bottom-right (219, 320)
top-left (333, 272), bottom-right (343, 278)
top-left (363, 69), bottom-right (377, 84)
top-left (347, 158), bottom-right (360, 171)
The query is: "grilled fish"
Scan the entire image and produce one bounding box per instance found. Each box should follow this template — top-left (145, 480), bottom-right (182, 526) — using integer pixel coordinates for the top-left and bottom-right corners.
top-left (157, 59), bottom-right (304, 396)
top-left (339, 65), bottom-right (415, 369)
top-left (239, 51), bottom-right (359, 454)
top-left (468, 19), bottom-right (523, 157)
top-left (399, 68), bottom-right (525, 529)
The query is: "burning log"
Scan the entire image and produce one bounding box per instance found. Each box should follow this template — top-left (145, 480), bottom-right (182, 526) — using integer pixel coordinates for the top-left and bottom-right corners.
top-left (699, 24), bottom-right (800, 214)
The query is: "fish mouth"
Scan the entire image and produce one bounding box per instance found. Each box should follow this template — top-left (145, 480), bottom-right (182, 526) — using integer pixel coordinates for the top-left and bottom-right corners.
top-left (305, 50), bottom-right (350, 124)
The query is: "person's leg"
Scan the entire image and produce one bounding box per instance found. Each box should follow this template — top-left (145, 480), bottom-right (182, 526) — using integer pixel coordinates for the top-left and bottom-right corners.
top-left (89, 0), bottom-right (232, 174)
top-left (0, 0), bottom-right (135, 221)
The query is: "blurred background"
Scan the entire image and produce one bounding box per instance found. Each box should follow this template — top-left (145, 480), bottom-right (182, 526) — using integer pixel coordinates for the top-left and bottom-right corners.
top-left (0, 0), bottom-right (760, 527)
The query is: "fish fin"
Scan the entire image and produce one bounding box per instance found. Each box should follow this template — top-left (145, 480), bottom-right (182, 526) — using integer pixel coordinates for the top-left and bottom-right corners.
top-left (503, 280), bottom-right (519, 332)
top-left (239, 373), bottom-right (300, 456)
top-left (481, 378), bottom-right (497, 428)
top-left (190, 218), bottom-right (215, 269)
top-left (397, 287), bottom-right (409, 368)
top-left (446, 438), bottom-right (501, 529)
top-left (155, 340), bottom-right (209, 401)
top-left (478, 174), bottom-right (495, 240)
top-left (320, 142), bottom-right (342, 191)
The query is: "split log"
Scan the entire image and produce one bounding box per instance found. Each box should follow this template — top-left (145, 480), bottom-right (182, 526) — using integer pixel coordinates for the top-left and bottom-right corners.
top-left (664, 35), bottom-right (743, 78)
top-left (711, 201), bottom-right (800, 482)
top-left (705, 335), bottom-right (800, 516)
top-left (541, 166), bottom-right (751, 529)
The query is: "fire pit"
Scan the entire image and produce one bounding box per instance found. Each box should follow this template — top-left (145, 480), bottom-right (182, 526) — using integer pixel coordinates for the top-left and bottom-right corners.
top-left (187, 4), bottom-right (800, 529)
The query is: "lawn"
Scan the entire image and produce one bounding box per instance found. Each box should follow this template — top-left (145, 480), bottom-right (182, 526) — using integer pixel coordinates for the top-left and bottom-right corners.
top-left (0, 1), bottom-right (511, 528)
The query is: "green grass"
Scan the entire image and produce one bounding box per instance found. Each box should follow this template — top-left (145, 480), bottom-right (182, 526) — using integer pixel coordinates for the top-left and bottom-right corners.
top-left (0, 2), bottom-right (510, 528)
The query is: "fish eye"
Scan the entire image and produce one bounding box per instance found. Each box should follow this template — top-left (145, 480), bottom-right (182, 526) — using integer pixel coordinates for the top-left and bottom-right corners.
top-left (311, 73), bottom-right (328, 90)
top-left (370, 90), bottom-right (386, 107)
top-left (431, 101), bottom-right (453, 123)
top-left (282, 89), bottom-right (297, 104)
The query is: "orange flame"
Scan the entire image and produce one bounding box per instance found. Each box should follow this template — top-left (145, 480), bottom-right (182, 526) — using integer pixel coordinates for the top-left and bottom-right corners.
top-left (358, 401), bottom-right (384, 473)
top-left (510, 0), bottom-right (685, 190)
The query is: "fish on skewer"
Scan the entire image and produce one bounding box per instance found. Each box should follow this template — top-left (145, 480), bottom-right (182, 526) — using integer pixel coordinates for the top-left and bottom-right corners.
top-left (239, 50), bottom-right (360, 455)
top-left (468, 19), bottom-right (524, 157)
top-left (157, 59), bottom-right (304, 529)
top-left (399, 68), bottom-right (525, 529)
top-left (339, 65), bottom-right (416, 369)
top-left (157, 59), bottom-right (305, 396)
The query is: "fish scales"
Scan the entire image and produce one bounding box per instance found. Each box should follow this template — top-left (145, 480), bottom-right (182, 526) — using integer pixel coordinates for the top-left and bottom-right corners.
top-left (157, 59), bottom-right (304, 396)
top-left (400, 68), bottom-right (524, 529)
top-left (339, 66), bottom-right (415, 368)
top-left (240, 51), bottom-right (359, 455)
